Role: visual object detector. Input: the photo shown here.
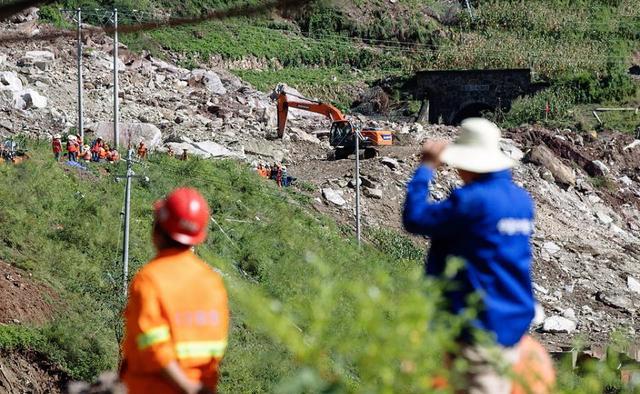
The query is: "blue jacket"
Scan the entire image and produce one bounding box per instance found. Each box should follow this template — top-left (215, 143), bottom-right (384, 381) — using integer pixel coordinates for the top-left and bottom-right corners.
top-left (403, 166), bottom-right (535, 346)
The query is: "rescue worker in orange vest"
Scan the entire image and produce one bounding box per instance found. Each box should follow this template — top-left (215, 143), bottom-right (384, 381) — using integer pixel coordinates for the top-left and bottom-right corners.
top-left (137, 141), bottom-right (148, 159)
top-left (120, 188), bottom-right (230, 394)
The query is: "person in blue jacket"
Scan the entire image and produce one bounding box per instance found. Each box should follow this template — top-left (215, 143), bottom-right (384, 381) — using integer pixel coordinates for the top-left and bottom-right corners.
top-left (403, 118), bottom-right (535, 394)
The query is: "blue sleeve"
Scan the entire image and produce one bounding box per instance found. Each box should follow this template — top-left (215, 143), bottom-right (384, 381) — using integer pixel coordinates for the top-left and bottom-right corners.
top-left (402, 165), bottom-right (470, 238)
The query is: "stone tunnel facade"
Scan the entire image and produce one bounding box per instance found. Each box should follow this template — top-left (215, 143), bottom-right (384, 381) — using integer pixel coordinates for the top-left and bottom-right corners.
top-left (411, 69), bottom-right (539, 125)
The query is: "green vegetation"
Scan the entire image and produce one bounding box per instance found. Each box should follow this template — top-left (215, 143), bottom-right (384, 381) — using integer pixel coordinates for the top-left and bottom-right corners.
top-left (0, 143), bottom-right (637, 392)
top-left (40, 0), bottom-right (640, 131)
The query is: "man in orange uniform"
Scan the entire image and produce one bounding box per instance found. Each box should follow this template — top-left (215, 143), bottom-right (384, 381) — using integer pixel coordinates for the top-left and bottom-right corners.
top-left (120, 188), bottom-right (230, 394)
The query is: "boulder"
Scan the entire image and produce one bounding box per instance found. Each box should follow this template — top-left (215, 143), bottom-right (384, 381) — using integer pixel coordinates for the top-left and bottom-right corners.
top-left (380, 157), bottom-right (399, 170)
top-left (0, 71), bottom-right (23, 92)
top-left (628, 276), bottom-right (640, 294)
top-left (500, 139), bottom-right (525, 161)
top-left (242, 140), bottom-right (286, 162)
top-left (322, 188), bottom-right (346, 206)
top-left (193, 140), bottom-right (245, 159)
top-left (90, 122), bottom-right (162, 149)
top-left (596, 291), bottom-right (635, 312)
top-left (189, 69), bottom-right (226, 95)
top-left (18, 50), bottom-right (54, 70)
top-left (591, 160), bottom-right (610, 174)
top-left (595, 210), bottom-right (613, 225)
top-left (10, 7), bottom-right (39, 23)
top-left (527, 144), bottom-right (576, 186)
top-left (13, 89), bottom-right (47, 109)
top-left (542, 241), bottom-right (561, 255)
top-left (542, 316), bottom-right (576, 333)
top-left (363, 187), bottom-right (383, 199)
top-left (289, 127), bottom-right (321, 144)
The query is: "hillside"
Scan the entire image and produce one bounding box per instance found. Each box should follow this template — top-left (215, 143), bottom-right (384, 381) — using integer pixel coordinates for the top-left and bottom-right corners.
top-left (1, 1), bottom-right (640, 392)
top-left (39, 0), bottom-right (640, 131)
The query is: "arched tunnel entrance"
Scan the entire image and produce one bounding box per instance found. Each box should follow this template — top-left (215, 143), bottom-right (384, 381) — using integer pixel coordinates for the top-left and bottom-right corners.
top-left (452, 102), bottom-right (494, 124)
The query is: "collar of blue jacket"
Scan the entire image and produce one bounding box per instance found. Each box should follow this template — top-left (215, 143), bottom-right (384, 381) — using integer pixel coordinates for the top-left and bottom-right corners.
top-left (403, 165), bottom-right (535, 347)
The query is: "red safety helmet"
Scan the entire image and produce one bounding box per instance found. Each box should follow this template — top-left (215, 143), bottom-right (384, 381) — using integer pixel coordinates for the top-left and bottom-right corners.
top-left (154, 188), bottom-right (210, 246)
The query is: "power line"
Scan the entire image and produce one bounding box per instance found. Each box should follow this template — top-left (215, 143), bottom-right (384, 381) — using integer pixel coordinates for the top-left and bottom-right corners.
top-left (0, 0), bottom-right (313, 44)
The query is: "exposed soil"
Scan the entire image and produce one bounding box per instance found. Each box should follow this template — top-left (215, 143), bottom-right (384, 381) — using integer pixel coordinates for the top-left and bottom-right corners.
top-left (0, 351), bottom-right (67, 394)
top-left (0, 261), bottom-right (58, 325)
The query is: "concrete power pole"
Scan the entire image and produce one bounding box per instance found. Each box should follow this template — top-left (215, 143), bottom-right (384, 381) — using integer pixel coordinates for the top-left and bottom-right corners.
top-left (113, 8), bottom-right (119, 149)
top-left (121, 148), bottom-right (132, 298)
top-left (76, 8), bottom-right (84, 144)
top-left (354, 132), bottom-right (361, 247)
top-left (117, 149), bottom-right (149, 298)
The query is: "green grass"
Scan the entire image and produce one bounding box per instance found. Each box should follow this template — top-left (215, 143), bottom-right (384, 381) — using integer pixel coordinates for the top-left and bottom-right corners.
top-left (0, 142), bottom-right (636, 392)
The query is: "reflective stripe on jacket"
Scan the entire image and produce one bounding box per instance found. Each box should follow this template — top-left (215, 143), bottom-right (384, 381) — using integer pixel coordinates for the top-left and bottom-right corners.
top-left (121, 248), bottom-right (229, 394)
top-left (403, 166), bottom-right (535, 346)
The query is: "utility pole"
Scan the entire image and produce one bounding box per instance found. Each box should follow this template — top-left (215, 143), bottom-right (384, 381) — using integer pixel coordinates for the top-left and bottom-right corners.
top-left (76, 8), bottom-right (84, 144)
top-left (112, 8), bottom-right (119, 149)
top-left (121, 148), bottom-right (132, 298)
top-left (116, 149), bottom-right (149, 298)
top-left (354, 132), bottom-right (361, 247)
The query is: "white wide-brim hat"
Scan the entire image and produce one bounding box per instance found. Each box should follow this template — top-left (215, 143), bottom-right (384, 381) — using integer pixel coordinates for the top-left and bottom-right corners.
top-left (68, 135), bottom-right (77, 141)
top-left (54, 134), bottom-right (61, 139)
top-left (440, 118), bottom-right (514, 173)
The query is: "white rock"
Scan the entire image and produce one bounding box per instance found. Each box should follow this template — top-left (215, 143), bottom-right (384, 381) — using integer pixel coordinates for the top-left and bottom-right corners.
top-left (619, 176), bottom-right (633, 186)
top-left (19, 50), bottom-right (54, 70)
top-left (542, 315), bottom-right (577, 333)
top-left (363, 187), bottom-right (383, 199)
top-left (91, 122), bottom-right (162, 149)
top-left (532, 282), bottom-right (549, 295)
top-left (193, 140), bottom-right (245, 159)
top-left (591, 160), bottom-right (610, 174)
top-left (562, 308), bottom-right (577, 321)
top-left (532, 303), bottom-right (546, 326)
top-left (628, 276), bottom-right (640, 294)
top-left (0, 71), bottom-right (23, 92)
top-left (189, 69), bottom-right (226, 95)
top-left (13, 89), bottom-right (47, 109)
top-left (322, 188), bottom-right (346, 206)
top-left (380, 157), bottom-right (399, 170)
top-left (623, 140), bottom-right (640, 151)
top-left (595, 210), bottom-right (614, 225)
top-left (542, 241), bottom-right (561, 255)
top-left (500, 139), bottom-right (525, 161)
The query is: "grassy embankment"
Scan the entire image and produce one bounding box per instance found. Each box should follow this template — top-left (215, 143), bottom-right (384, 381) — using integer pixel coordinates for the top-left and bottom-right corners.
top-left (0, 143), bottom-right (635, 393)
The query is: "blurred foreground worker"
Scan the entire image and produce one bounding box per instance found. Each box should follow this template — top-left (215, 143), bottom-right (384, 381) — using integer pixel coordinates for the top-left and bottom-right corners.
top-left (120, 188), bottom-right (230, 394)
top-left (403, 118), bottom-right (553, 394)
top-left (52, 134), bottom-right (62, 161)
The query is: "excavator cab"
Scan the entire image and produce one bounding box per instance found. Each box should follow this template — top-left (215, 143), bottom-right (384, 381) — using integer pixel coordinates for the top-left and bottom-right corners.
top-left (329, 120), bottom-right (355, 148)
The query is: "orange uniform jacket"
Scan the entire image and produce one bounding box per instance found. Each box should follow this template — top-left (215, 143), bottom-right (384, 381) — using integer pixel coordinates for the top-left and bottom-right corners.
top-left (121, 248), bottom-right (229, 393)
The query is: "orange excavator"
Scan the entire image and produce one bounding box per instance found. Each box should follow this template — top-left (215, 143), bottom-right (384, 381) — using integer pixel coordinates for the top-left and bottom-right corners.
top-left (274, 84), bottom-right (393, 159)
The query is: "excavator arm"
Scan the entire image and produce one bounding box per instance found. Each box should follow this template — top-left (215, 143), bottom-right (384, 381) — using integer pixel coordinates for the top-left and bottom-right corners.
top-left (275, 85), bottom-right (346, 138)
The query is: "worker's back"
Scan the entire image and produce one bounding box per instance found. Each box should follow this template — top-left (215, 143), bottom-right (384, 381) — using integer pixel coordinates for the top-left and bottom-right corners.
top-left (121, 248), bottom-right (229, 394)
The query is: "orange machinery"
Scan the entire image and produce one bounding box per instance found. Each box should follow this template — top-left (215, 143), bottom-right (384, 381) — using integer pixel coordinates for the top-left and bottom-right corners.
top-left (274, 84), bottom-right (393, 159)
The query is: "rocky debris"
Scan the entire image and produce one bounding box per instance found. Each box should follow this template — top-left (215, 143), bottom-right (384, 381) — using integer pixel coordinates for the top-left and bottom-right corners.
top-left (363, 187), bottom-right (383, 199)
top-left (596, 291), bottom-right (635, 313)
top-left (10, 7), bottom-right (39, 23)
top-left (90, 122), bottom-right (162, 149)
top-left (18, 50), bottom-right (54, 71)
top-left (595, 210), bottom-right (614, 226)
top-left (0, 71), bottom-right (23, 92)
top-left (68, 371), bottom-right (126, 394)
top-left (322, 188), bottom-right (346, 206)
top-left (628, 276), bottom-right (640, 294)
top-left (380, 157), bottom-right (399, 170)
top-left (288, 127), bottom-right (321, 144)
top-left (500, 139), bottom-right (525, 161)
top-left (166, 140), bottom-right (244, 160)
top-left (624, 140), bottom-right (640, 151)
top-left (13, 89), bottom-right (47, 109)
top-left (527, 144), bottom-right (576, 186)
top-left (188, 69), bottom-right (227, 95)
top-left (542, 315), bottom-right (577, 333)
top-left (542, 241), bottom-right (561, 255)
top-left (591, 160), bottom-right (610, 174)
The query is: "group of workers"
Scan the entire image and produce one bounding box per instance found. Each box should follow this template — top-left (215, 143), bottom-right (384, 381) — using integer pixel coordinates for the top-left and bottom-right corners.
top-left (52, 134), bottom-right (121, 163)
top-left (52, 135), bottom-right (154, 163)
top-left (120, 118), bottom-right (554, 394)
top-left (255, 162), bottom-right (294, 187)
